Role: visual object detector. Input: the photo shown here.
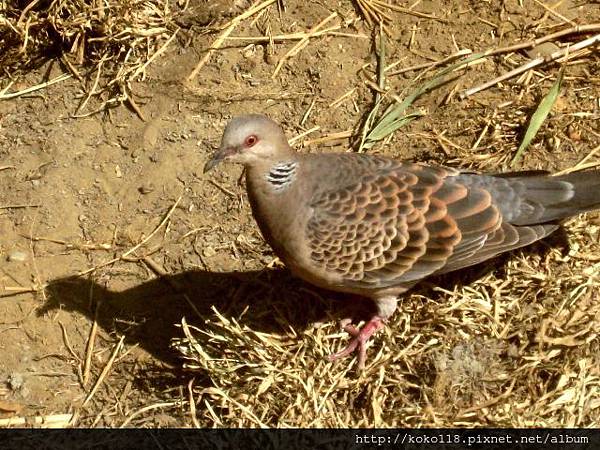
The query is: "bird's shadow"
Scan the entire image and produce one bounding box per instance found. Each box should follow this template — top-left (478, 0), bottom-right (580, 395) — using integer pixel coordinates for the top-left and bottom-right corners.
top-left (40, 229), bottom-right (570, 366)
top-left (40, 268), bottom-right (375, 366)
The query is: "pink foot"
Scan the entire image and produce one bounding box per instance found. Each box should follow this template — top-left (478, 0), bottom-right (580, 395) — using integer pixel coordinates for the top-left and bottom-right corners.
top-left (328, 316), bottom-right (385, 370)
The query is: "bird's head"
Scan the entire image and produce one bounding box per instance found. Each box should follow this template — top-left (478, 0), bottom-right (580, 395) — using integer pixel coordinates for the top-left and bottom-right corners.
top-left (204, 114), bottom-right (292, 173)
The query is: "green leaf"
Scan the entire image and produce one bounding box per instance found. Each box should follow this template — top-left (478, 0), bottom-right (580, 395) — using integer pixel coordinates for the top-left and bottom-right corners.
top-left (358, 51), bottom-right (487, 152)
top-left (511, 69), bottom-right (564, 167)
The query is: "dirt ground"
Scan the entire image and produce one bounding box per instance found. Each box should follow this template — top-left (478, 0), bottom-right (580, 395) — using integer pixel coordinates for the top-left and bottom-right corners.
top-left (1, 0), bottom-right (599, 427)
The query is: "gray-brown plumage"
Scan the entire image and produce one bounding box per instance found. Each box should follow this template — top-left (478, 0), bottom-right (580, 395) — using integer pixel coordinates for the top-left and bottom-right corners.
top-left (204, 114), bottom-right (600, 369)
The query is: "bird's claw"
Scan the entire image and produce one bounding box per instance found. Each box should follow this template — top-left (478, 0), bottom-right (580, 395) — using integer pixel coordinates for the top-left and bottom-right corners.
top-left (328, 316), bottom-right (385, 370)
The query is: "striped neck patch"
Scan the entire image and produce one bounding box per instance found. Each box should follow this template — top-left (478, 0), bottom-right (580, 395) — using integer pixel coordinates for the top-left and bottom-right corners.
top-left (266, 161), bottom-right (298, 191)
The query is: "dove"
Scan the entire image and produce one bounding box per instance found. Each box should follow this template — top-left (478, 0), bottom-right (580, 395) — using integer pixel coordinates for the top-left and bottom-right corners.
top-left (204, 114), bottom-right (600, 370)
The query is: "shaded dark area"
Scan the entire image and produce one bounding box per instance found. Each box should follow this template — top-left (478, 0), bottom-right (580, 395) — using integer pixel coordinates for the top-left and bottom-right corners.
top-left (39, 227), bottom-right (570, 368)
top-left (1, 1), bottom-right (184, 79)
top-left (41, 267), bottom-right (376, 365)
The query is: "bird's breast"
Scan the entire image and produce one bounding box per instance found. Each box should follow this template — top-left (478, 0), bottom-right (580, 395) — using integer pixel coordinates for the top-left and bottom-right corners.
top-left (246, 173), bottom-right (311, 263)
top-left (245, 164), bottom-right (352, 290)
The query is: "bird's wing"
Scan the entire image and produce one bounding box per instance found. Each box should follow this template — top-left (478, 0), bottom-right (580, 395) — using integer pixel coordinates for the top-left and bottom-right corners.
top-left (305, 163), bottom-right (556, 289)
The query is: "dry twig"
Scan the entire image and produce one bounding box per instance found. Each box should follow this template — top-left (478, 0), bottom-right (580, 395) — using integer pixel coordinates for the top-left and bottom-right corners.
top-left (81, 336), bottom-right (125, 408)
top-left (461, 32), bottom-right (600, 99)
top-left (77, 193), bottom-right (183, 277)
top-left (186, 0), bottom-right (277, 83)
top-left (272, 12), bottom-right (338, 78)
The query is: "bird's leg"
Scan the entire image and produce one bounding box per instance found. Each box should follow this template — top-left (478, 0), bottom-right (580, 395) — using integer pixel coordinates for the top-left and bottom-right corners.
top-left (328, 316), bottom-right (385, 370)
top-left (328, 296), bottom-right (398, 370)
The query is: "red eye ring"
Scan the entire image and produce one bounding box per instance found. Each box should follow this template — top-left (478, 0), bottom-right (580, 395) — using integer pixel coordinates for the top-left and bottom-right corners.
top-left (245, 135), bottom-right (258, 147)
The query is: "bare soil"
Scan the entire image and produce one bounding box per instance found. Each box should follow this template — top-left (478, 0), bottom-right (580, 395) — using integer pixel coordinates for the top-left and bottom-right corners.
top-left (1, 0), bottom-right (599, 427)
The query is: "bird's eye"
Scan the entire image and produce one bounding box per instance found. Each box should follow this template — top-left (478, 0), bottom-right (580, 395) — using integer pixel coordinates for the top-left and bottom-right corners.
top-left (245, 135), bottom-right (258, 147)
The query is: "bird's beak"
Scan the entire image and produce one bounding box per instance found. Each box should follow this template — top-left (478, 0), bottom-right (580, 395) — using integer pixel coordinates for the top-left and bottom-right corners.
top-left (203, 146), bottom-right (236, 173)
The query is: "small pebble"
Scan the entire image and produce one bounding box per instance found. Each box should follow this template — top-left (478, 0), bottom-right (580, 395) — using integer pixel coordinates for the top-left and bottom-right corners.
top-left (7, 250), bottom-right (28, 262)
top-left (525, 42), bottom-right (559, 59)
top-left (203, 247), bottom-right (216, 257)
top-left (8, 373), bottom-right (24, 391)
top-left (138, 184), bottom-right (155, 194)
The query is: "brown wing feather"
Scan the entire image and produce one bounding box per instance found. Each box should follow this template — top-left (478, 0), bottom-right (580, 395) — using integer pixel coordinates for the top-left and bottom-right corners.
top-left (307, 164), bottom-right (460, 288)
top-left (306, 162), bottom-right (559, 291)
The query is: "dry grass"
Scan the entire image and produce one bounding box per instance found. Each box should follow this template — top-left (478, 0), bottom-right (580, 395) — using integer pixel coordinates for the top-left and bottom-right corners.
top-left (168, 1), bottom-right (600, 428)
top-left (1, 0), bottom-right (599, 429)
top-left (173, 216), bottom-right (600, 426)
top-left (0, 0), bottom-right (178, 113)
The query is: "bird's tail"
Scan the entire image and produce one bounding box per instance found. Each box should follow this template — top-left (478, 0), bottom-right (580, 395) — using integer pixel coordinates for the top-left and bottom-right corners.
top-left (502, 169), bottom-right (600, 225)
